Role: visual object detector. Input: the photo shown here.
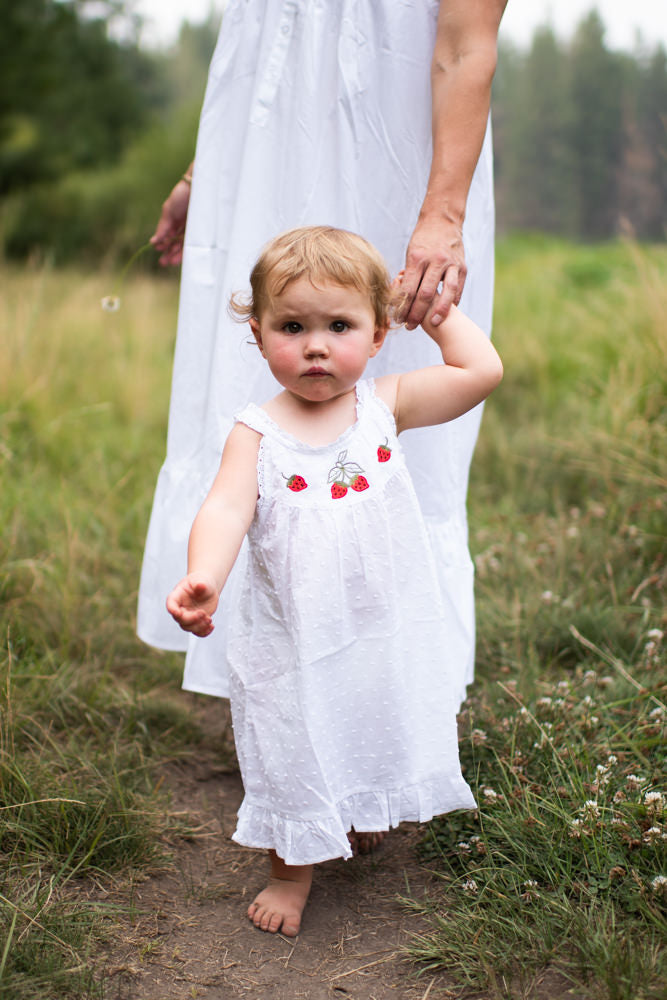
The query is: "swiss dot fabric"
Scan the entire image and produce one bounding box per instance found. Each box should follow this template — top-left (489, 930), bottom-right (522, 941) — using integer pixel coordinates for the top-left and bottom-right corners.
top-left (228, 380), bottom-right (476, 865)
top-left (136, 0), bottom-right (495, 705)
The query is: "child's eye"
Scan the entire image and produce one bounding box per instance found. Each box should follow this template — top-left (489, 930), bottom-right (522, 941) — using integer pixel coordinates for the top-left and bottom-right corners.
top-left (283, 321), bottom-right (302, 334)
top-left (330, 320), bottom-right (348, 333)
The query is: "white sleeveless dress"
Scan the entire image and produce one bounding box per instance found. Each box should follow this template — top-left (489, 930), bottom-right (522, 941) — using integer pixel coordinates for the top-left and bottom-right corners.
top-left (228, 380), bottom-right (475, 864)
top-left (137, 0), bottom-right (495, 704)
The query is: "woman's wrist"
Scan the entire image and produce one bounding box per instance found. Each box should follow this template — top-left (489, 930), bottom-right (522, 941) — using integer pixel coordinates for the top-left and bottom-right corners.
top-left (418, 192), bottom-right (466, 229)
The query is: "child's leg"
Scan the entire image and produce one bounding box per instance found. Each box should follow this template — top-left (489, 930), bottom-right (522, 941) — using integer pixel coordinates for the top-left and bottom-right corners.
top-left (247, 850), bottom-right (313, 936)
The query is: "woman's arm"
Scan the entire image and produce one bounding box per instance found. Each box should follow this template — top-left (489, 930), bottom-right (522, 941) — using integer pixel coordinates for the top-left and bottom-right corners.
top-left (400, 0), bottom-right (507, 330)
top-left (150, 160), bottom-right (195, 267)
top-left (166, 422), bottom-right (260, 636)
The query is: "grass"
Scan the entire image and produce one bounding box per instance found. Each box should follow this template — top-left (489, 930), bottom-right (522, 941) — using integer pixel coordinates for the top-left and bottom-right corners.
top-left (0, 260), bottom-right (205, 996)
top-left (0, 236), bottom-right (665, 996)
top-left (409, 236), bottom-right (666, 998)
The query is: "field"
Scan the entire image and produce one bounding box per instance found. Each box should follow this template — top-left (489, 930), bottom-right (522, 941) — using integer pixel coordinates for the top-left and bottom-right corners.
top-left (0, 237), bottom-right (665, 997)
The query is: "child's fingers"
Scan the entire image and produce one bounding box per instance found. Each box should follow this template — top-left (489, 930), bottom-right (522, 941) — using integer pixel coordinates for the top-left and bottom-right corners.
top-left (166, 600), bottom-right (214, 635)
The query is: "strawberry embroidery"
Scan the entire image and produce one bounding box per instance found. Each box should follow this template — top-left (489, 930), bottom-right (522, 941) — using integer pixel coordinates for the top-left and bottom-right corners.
top-left (328, 450), bottom-right (368, 499)
top-left (377, 438), bottom-right (392, 463)
top-left (283, 473), bottom-right (308, 492)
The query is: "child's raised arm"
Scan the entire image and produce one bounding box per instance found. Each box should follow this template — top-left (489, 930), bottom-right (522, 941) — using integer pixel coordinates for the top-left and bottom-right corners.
top-left (166, 423), bottom-right (261, 636)
top-left (378, 304), bottom-right (503, 433)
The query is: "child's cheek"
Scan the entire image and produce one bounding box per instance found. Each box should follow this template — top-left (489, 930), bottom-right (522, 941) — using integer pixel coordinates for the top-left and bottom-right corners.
top-left (267, 341), bottom-right (299, 377)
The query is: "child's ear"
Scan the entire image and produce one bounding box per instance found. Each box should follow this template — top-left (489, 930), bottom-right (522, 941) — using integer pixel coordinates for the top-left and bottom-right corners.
top-left (369, 323), bottom-right (389, 358)
top-left (249, 317), bottom-right (265, 355)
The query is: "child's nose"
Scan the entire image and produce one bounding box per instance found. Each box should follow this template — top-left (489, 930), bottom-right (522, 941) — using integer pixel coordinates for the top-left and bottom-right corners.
top-left (304, 330), bottom-right (329, 355)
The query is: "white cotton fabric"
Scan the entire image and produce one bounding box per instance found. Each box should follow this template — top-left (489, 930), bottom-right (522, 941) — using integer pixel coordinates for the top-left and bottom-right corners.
top-left (228, 380), bottom-right (476, 864)
top-left (137, 0), bottom-right (495, 702)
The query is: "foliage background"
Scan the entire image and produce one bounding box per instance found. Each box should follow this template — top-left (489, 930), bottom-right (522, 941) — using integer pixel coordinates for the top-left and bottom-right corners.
top-left (0, 2), bottom-right (665, 263)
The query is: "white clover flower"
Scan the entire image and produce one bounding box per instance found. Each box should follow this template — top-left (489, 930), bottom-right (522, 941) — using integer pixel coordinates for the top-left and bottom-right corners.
top-left (101, 295), bottom-right (121, 312)
top-left (644, 791), bottom-right (664, 811)
top-left (518, 706), bottom-right (530, 719)
top-left (537, 697), bottom-right (553, 709)
top-left (582, 800), bottom-right (600, 820)
top-left (521, 880), bottom-right (539, 901)
top-left (595, 764), bottom-right (611, 786)
top-left (651, 875), bottom-right (667, 897)
top-left (581, 695), bottom-right (595, 708)
top-left (569, 818), bottom-right (583, 838)
top-left (583, 670), bottom-right (597, 684)
top-left (589, 716), bottom-right (600, 726)
top-left (607, 755), bottom-right (618, 766)
top-left (462, 879), bottom-right (478, 893)
top-left (643, 826), bottom-right (666, 845)
top-left (541, 590), bottom-right (556, 604)
top-left (647, 629), bottom-right (663, 641)
top-left (481, 786), bottom-right (498, 802)
top-left (644, 641), bottom-right (657, 657)
top-left (457, 841), bottom-right (471, 853)
top-left (556, 681), bottom-right (570, 695)
top-left (626, 774), bottom-right (644, 791)
top-left (599, 675), bottom-right (614, 688)
top-left (471, 728), bottom-right (488, 745)
top-left (648, 706), bottom-right (665, 721)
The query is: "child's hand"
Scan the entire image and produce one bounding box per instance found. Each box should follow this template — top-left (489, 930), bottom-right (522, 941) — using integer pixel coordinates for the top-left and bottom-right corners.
top-left (166, 572), bottom-right (219, 637)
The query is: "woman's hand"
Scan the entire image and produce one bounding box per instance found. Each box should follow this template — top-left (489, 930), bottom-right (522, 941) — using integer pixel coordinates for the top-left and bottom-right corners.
top-left (150, 178), bottom-right (191, 267)
top-left (399, 214), bottom-right (466, 330)
top-left (166, 572), bottom-right (219, 636)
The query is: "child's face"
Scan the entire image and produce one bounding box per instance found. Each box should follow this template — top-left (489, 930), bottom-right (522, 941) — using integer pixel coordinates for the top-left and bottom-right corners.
top-left (250, 277), bottom-right (387, 405)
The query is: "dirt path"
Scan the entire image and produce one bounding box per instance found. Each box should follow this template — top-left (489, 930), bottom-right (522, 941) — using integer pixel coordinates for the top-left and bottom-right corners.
top-left (102, 702), bottom-right (459, 1000)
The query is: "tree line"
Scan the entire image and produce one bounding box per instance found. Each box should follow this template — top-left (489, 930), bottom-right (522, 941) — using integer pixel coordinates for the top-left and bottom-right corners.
top-left (493, 11), bottom-right (667, 240)
top-left (0, 2), bottom-right (664, 263)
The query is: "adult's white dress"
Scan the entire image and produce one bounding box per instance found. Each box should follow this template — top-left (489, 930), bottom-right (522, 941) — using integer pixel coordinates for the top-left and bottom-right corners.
top-left (137, 0), bottom-right (495, 703)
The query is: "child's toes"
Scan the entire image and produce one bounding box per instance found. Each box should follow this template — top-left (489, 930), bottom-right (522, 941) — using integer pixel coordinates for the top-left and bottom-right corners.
top-left (281, 913), bottom-right (301, 936)
top-left (264, 909), bottom-right (284, 934)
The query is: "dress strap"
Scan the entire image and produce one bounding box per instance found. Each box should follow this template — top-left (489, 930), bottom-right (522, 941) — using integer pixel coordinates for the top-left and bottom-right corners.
top-left (234, 403), bottom-right (274, 437)
top-left (355, 378), bottom-right (374, 409)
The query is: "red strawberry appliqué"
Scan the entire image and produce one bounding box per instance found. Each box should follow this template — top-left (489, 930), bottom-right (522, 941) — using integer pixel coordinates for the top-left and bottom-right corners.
top-left (284, 473), bottom-right (308, 492)
top-left (377, 438), bottom-right (392, 463)
top-left (328, 450), bottom-right (368, 499)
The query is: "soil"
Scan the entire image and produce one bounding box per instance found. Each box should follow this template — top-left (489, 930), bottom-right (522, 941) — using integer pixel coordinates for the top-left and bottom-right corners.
top-left (101, 698), bottom-right (574, 1000)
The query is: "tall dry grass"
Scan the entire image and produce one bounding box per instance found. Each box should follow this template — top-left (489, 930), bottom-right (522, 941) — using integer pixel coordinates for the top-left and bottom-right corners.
top-left (0, 238), bottom-right (665, 996)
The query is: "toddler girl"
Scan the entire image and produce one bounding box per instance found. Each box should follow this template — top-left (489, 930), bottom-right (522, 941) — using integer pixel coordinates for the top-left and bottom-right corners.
top-left (167, 226), bottom-right (503, 937)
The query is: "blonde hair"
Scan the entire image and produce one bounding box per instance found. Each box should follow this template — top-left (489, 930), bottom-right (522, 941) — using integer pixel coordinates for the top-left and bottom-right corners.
top-left (230, 226), bottom-right (393, 327)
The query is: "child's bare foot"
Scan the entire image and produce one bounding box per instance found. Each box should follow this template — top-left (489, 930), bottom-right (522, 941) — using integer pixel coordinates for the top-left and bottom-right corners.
top-left (247, 851), bottom-right (313, 936)
top-left (347, 828), bottom-right (387, 855)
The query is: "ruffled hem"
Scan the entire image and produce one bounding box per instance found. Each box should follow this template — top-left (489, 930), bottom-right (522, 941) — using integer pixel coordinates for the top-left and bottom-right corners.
top-left (232, 776), bottom-right (476, 866)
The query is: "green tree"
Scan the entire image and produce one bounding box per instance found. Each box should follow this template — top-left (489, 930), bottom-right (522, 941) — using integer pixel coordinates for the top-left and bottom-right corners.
top-left (0, 0), bottom-right (161, 194)
top-left (500, 27), bottom-right (574, 234)
top-left (568, 11), bottom-right (624, 238)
